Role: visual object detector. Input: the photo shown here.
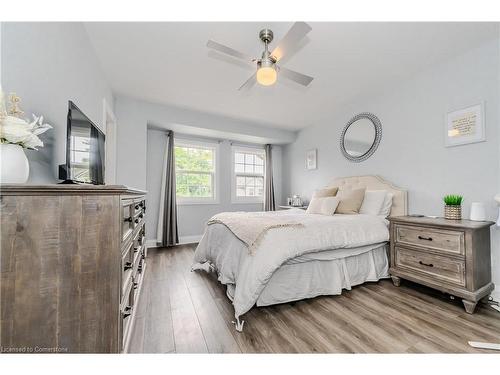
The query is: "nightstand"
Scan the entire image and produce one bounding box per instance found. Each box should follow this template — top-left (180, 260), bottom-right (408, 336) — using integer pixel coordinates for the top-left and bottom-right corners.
top-left (388, 216), bottom-right (494, 314)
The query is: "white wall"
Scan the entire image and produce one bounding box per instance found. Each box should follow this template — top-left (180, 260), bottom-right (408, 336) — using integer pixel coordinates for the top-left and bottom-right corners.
top-left (1, 22), bottom-right (113, 183)
top-left (146, 129), bottom-right (283, 242)
top-left (283, 38), bottom-right (500, 299)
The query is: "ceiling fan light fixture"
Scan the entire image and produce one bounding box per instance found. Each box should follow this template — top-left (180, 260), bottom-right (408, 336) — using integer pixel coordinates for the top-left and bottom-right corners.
top-left (256, 59), bottom-right (277, 86)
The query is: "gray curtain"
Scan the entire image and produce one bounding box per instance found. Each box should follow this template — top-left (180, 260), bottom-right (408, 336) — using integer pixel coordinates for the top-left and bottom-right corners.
top-left (160, 130), bottom-right (179, 246)
top-left (264, 144), bottom-right (276, 211)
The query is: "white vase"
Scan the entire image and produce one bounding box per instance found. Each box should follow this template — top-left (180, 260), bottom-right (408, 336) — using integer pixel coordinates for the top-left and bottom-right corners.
top-left (0, 143), bottom-right (30, 183)
top-left (470, 202), bottom-right (486, 221)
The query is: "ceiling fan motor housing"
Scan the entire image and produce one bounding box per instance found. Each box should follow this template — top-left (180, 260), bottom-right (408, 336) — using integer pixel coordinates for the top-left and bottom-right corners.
top-left (259, 28), bottom-right (274, 43)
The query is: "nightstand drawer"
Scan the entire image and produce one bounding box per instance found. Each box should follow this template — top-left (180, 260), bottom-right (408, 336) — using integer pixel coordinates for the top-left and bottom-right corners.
top-left (395, 224), bottom-right (464, 256)
top-left (395, 246), bottom-right (465, 287)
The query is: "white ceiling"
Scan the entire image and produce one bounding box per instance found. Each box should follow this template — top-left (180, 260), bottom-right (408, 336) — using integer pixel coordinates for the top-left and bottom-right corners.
top-left (84, 22), bottom-right (498, 131)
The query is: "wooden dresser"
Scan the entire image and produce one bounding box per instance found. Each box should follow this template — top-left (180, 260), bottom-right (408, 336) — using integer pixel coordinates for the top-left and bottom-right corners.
top-left (388, 216), bottom-right (494, 314)
top-left (0, 184), bottom-right (147, 353)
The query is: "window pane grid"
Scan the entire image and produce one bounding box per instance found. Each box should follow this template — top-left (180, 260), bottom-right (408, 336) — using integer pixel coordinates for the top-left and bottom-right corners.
top-left (233, 149), bottom-right (265, 200)
top-left (235, 175), bottom-right (264, 197)
top-left (234, 152), bottom-right (265, 176)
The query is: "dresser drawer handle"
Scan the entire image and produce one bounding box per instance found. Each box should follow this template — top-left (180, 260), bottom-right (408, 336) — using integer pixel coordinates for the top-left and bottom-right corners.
top-left (124, 217), bottom-right (132, 223)
top-left (124, 262), bottom-right (133, 270)
top-left (419, 261), bottom-right (434, 267)
top-left (134, 218), bottom-right (139, 224)
top-left (418, 235), bottom-right (433, 241)
top-left (122, 306), bottom-right (132, 318)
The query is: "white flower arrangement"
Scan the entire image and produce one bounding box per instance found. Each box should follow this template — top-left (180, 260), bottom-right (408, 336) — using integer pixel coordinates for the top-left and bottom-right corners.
top-left (0, 90), bottom-right (52, 150)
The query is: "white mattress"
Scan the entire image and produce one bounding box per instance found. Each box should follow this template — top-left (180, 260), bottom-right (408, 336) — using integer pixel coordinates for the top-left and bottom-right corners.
top-left (226, 244), bottom-right (389, 307)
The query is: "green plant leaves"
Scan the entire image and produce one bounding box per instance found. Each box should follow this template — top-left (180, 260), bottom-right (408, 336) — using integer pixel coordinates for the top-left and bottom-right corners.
top-left (443, 194), bottom-right (463, 206)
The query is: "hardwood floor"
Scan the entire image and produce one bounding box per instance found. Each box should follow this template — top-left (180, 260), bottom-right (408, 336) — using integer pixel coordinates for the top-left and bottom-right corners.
top-left (128, 244), bottom-right (500, 353)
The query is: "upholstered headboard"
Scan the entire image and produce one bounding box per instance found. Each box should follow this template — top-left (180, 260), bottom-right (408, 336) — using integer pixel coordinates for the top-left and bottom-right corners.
top-left (328, 175), bottom-right (408, 217)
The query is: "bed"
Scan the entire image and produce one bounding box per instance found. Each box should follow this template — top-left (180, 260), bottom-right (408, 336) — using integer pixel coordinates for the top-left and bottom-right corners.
top-left (192, 175), bottom-right (408, 331)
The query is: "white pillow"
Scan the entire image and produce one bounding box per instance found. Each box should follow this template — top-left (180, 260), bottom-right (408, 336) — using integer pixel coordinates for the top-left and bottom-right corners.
top-left (359, 190), bottom-right (387, 216)
top-left (306, 197), bottom-right (340, 215)
top-left (379, 192), bottom-right (394, 218)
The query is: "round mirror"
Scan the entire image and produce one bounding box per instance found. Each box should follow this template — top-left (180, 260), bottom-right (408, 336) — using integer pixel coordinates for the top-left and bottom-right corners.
top-left (340, 113), bottom-right (382, 162)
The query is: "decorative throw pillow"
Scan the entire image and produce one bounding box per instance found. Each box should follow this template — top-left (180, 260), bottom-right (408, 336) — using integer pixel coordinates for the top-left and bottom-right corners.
top-left (379, 192), bottom-right (394, 218)
top-left (306, 197), bottom-right (340, 215)
top-left (359, 190), bottom-right (388, 216)
top-left (312, 187), bottom-right (339, 199)
top-left (335, 188), bottom-right (366, 214)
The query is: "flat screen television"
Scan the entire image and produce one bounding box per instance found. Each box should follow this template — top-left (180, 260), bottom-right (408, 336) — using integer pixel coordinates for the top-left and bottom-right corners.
top-left (59, 101), bottom-right (105, 184)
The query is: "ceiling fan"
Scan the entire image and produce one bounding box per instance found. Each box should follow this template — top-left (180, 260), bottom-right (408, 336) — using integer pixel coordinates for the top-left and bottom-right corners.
top-left (207, 22), bottom-right (314, 90)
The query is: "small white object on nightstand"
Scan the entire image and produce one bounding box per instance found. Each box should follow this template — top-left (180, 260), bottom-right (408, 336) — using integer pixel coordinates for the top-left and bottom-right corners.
top-left (470, 202), bottom-right (486, 221)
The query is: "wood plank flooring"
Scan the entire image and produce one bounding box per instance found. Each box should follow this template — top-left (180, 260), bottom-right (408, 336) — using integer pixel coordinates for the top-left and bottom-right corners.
top-left (128, 244), bottom-right (500, 353)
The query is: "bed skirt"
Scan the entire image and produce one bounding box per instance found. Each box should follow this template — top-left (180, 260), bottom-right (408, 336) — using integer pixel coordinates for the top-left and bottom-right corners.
top-left (226, 244), bottom-right (389, 307)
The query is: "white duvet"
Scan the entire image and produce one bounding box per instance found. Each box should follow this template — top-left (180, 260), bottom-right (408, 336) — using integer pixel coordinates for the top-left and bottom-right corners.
top-left (192, 209), bottom-right (389, 329)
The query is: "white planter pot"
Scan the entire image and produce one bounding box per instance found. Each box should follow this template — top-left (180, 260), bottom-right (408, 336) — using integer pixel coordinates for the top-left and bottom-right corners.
top-left (0, 143), bottom-right (30, 183)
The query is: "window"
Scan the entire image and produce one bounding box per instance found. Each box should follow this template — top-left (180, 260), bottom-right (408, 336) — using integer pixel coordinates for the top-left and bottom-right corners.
top-left (232, 146), bottom-right (265, 203)
top-left (175, 140), bottom-right (218, 204)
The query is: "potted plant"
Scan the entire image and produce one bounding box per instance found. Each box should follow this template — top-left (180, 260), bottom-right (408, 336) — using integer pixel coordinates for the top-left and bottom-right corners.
top-left (443, 194), bottom-right (463, 220)
top-left (0, 91), bottom-right (52, 183)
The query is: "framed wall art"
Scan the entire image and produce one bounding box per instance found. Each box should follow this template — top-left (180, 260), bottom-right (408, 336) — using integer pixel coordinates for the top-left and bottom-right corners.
top-left (306, 149), bottom-right (317, 170)
top-left (445, 103), bottom-right (485, 147)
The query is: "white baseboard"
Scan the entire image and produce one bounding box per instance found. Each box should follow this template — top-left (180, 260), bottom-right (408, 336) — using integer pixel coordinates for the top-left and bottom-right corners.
top-left (146, 239), bottom-right (159, 248)
top-left (146, 235), bottom-right (202, 248)
top-left (179, 235), bottom-right (203, 244)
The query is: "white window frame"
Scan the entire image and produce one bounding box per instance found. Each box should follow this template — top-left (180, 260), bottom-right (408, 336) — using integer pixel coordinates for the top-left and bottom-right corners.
top-left (231, 145), bottom-right (266, 204)
top-left (175, 139), bottom-right (219, 205)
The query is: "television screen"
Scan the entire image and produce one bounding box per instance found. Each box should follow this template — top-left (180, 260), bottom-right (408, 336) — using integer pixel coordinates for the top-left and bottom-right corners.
top-left (65, 101), bottom-right (105, 184)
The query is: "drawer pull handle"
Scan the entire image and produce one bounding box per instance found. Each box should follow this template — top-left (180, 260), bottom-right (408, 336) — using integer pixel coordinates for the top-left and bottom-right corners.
top-left (124, 262), bottom-right (133, 270)
top-left (133, 282), bottom-right (138, 289)
top-left (122, 306), bottom-right (132, 318)
top-left (124, 217), bottom-right (132, 223)
top-left (418, 235), bottom-right (433, 241)
top-left (134, 246), bottom-right (139, 253)
top-left (139, 213), bottom-right (144, 219)
top-left (135, 204), bottom-right (140, 210)
top-left (419, 261), bottom-right (434, 267)
top-left (134, 218), bottom-right (139, 224)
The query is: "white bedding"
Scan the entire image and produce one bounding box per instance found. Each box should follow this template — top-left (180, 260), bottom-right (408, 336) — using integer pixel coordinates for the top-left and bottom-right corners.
top-left (193, 209), bottom-right (389, 328)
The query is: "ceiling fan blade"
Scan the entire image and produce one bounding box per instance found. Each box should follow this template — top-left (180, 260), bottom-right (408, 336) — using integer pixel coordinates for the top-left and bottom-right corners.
top-left (207, 40), bottom-right (255, 63)
top-left (238, 73), bottom-right (257, 91)
top-left (278, 66), bottom-right (314, 86)
top-left (271, 22), bottom-right (312, 62)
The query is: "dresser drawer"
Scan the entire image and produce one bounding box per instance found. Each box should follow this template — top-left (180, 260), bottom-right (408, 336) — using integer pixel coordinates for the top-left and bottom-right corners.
top-left (395, 224), bottom-right (465, 256)
top-left (395, 246), bottom-right (465, 287)
top-left (122, 200), bottom-right (135, 242)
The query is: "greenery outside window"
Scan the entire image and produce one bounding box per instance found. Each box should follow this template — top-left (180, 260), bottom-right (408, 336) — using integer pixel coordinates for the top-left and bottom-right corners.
top-left (175, 140), bottom-right (218, 204)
